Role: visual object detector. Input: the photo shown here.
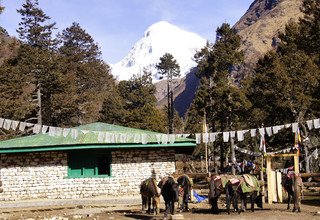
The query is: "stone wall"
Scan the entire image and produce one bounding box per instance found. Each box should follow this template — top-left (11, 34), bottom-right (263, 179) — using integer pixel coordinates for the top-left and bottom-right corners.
top-left (0, 148), bottom-right (176, 201)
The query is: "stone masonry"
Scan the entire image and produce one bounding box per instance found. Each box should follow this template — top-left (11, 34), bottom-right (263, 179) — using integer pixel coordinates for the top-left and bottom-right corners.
top-left (0, 148), bottom-right (175, 201)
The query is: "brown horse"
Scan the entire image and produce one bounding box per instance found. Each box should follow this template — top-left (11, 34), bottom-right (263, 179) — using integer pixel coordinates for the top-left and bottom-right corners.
top-left (140, 177), bottom-right (161, 214)
top-left (282, 172), bottom-right (303, 212)
top-left (208, 174), bottom-right (237, 213)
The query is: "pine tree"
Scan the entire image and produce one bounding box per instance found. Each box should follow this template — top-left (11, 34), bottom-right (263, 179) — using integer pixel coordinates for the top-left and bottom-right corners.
top-left (0, 2), bottom-right (4, 14)
top-left (58, 22), bottom-right (115, 125)
top-left (189, 23), bottom-right (249, 170)
top-left (16, 0), bottom-right (57, 125)
top-left (17, 0), bottom-right (56, 49)
top-left (118, 70), bottom-right (166, 132)
top-left (156, 53), bottom-right (180, 134)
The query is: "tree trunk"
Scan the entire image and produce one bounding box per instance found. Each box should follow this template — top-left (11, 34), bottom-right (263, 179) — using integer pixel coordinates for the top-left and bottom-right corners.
top-left (230, 137), bottom-right (236, 175)
top-left (37, 85), bottom-right (42, 125)
top-left (300, 122), bottom-right (310, 173)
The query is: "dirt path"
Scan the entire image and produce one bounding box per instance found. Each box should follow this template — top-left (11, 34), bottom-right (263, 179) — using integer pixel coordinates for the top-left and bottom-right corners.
top-left (0, 198), bottom-right (319, 220)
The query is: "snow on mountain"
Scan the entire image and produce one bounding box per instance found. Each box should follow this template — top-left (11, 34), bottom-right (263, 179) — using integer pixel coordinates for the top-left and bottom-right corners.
top-left (111, 21), bottom-right (207, 82)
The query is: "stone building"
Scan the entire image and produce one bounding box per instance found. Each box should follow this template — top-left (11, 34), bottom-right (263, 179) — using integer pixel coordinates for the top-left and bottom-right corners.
top-left (0, 122), bottom-right (196, 201)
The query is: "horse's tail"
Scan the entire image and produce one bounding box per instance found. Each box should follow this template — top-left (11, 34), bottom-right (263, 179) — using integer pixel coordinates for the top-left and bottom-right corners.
top-left (150, 178), bottom-right (161, 196)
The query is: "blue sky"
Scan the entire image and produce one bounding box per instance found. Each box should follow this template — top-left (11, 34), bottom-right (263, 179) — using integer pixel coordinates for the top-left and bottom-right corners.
top-left (0, 0), bottom-right (253, 64)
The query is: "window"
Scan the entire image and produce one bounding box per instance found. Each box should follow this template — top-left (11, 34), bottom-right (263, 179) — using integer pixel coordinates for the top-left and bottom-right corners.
top-left (67, 150), bottom-right (112, 178)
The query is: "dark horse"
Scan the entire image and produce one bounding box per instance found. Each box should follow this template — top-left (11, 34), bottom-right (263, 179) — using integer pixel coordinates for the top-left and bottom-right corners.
top-left (177, 174), bottom-right (192, 212)
top-left (282, 172), bottom-right (303, 212)
top-left (208, 174), bottom-right (235, 214)
top-left (140, 177), bottom-right (161, 214)
top-left (225, 174), bottom-right (263, 214)
top-left (158, 176), bottom-right (179, 218)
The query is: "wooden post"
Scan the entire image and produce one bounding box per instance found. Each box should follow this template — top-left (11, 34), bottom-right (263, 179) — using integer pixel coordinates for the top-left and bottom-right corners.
top-left (266, 155), bottom-right (273, 204)
top-left (276, 171), bottom-right (283, 203)
top-left (231, 137), bottom-right (236, 175)
top-left (205, 142), bottom-right (208, 174)
top-left (261, 156), bottom-right (265, 204)
top-left (294, 153), bottom-right (299, 174)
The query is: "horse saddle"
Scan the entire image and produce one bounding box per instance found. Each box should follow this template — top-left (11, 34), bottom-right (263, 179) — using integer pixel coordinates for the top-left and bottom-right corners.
top-left (243, 174), bottom-right (255, 187)
top-left (229, 178), bottom-right (240, 185)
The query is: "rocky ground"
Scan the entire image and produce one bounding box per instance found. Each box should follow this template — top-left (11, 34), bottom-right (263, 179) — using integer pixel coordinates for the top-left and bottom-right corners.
top-left (0, 195), bottom-right (319, 220)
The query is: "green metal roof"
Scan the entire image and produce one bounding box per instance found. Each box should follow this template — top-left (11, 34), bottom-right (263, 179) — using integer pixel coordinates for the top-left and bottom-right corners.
top-left (0, 122), bottom-right (196, 153)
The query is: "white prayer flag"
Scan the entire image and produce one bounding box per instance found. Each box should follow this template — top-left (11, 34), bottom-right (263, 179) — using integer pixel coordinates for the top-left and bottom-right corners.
top-left (3, 119), bottom-right (12, 130)
top-left (202, 133), bottom-right (209, 143)
top-left (42, 125), bottom-right (48, 134)
top-left (237, 130), bottom-right (244, 142)
top-left (141, 134), bottom-right (147, 144)
top-left (292, 123), bottom-right (298, 133)
top-left (156, 134), bottom-right (161, 144)
top-left (169, 134), bottom-right (175, 144)
top-left (55, 127), bottom-right (62, 136)
top-left (32, 124), bottom-right (41, 134)
top-left (71, 129), bottom-right (78, 139)
top-left (19, 122), bottom-right (26, 131)
top-left (48, 127), bottom-right (56, 136)
top-left (223, 132), bottom-right (229, 142)
top-left (98, 132), bottom-right (105, 142)
top-left (266, 127), bottom-right (272, 136)
top-left (162, 134), bottom-right (168, 144)
top-left (195, 133), bottom-right (201, 144)
top-left (285, 123), bottom-right (292, 128)
top-left (258, 128), bottom-right (265, 136)
top-left (0, 118), bottom-right (4, 128)
top-left (62, 128), bottom-right (70, 137)
top-left (250, 129), bottom-right (256, 137)
top-left (306, 120), bottom-right (313, 130)
top-left (314, 119), bottom-right (320, 129)
top-left (11, 120), bottom-right (19, 130)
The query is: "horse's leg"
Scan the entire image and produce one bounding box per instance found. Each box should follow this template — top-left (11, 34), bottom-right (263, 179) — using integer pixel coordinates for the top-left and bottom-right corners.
top-left (141, 196), bottom-right (146, 212)
top-left (164, 201), bottom-right (169, 218)
top-left (234, 192), bottom-right (240, 214)
top-left (147, 197), bottom-right (151, 214)
top-left (225, 187), bottom-right (231, 215)
top-left (171, 200), bottom-right (175, 215)
top-left (287, 193), bottom-right (291, 210)
top-left (240, 193), bottom-right (247, 212)
top-left (251, 192), bottom-right (257, 212)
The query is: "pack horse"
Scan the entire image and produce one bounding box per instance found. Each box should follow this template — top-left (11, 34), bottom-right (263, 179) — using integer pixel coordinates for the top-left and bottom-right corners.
top-left (140, 177), bottom-right (161, 214)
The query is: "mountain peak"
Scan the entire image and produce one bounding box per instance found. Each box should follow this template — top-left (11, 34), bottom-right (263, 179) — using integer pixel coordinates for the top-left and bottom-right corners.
top-left (111, 21), bottom-right (207, 82)
top-left (144, 21), bottom-right (180, 36)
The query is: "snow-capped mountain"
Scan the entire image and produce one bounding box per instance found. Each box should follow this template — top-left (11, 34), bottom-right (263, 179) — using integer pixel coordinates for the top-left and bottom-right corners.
top-left (111, 21), bottom-right (207, 82)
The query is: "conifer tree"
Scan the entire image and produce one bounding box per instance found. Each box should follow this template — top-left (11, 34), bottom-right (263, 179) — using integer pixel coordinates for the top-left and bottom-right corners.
top-left (17, 0), bottom-right (56, 49)
top-left (188, 23), bottom-right (249, 170)
top-left (58, 22), bottom-right (115, 125)
top-left (16, 0), bottom-right (57, 125)
top-left (156, 53), bottom-right (180, 134)
top-left (118, 70), bottom-right (166, 132)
